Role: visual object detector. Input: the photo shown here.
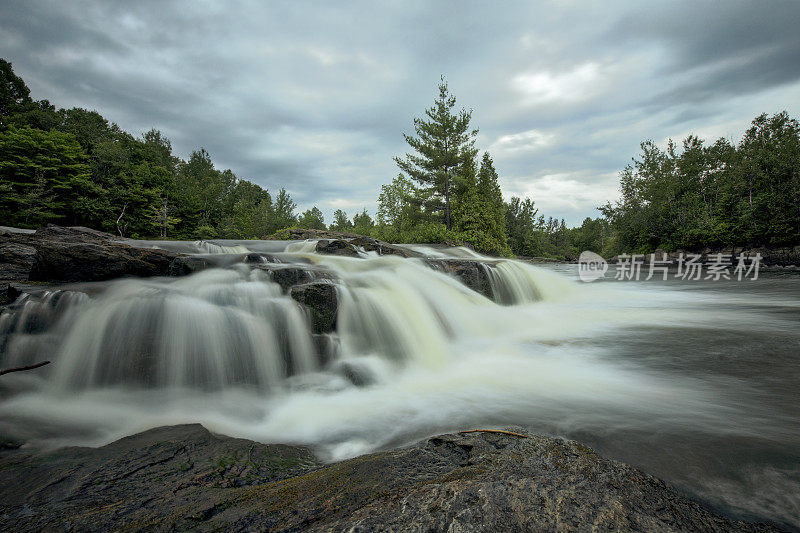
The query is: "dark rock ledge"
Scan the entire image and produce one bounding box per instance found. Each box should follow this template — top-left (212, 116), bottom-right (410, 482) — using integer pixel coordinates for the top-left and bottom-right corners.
top-left (0, 424), bottom-right (779, 532)
top-left (0, 225), bottom-right (188, 284)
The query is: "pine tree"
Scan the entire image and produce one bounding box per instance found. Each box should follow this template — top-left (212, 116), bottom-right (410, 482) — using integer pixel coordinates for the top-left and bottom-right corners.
top-left (476, 152), bottom-right (509, 254)
top-left (298, 206), bottom-right (325, 230)
top-left (273, 188), bottom-right (298, 231)
top-left (395, 77), bottom-right (478, 230)
top-left (329, 209), bottom-right (352, 231)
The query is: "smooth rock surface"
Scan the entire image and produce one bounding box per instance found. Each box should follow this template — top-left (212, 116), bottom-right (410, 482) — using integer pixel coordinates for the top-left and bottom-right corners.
top-left (426, 258), bottom-right (495, 299)
top-left (0, 225), bottom-right (186, 283)
top-left (0, 425), bottom-right (778, 532)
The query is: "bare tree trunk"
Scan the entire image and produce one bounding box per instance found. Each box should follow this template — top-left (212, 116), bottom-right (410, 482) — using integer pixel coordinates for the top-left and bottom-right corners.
top-left (116, 202), bottom-right (129, 237)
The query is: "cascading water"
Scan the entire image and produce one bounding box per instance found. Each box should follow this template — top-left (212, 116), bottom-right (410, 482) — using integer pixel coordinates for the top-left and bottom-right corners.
top-left (49, 267), bottom-right (316, 391)
top-left (0, 238), bottom-right (798, 527)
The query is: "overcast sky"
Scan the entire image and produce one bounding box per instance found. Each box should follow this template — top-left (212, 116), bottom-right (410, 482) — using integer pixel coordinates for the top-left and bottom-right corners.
top-left (2, 1), bottom-right (799, 225)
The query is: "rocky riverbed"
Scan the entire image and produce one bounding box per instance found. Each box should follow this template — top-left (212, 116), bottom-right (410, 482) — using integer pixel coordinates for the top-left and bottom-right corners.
top-left (0, 424), bottom-right (779, 532)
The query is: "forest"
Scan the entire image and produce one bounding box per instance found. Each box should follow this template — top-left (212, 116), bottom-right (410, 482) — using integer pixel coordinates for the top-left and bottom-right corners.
top-left (2, 58), bottom-right (798, 258)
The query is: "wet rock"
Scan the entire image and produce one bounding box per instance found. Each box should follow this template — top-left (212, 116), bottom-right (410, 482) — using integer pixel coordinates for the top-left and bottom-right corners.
top-left (0, 424), bottom-right (320, 532)
top-left (334, 359), bottom-right (377, 387)
top-left (0, 224), bottom-right (193, 283)
top-left (0, 233), bottom-right (37, 283)
top-left (351, 237), bottom-right (418, 258)
top-left (311, 333), bottom-right (339, 367)
top-left (290, 281), bottom-right (338, 333)
top-left (426, 259), bottom-right (494, 299)
top-left (30, 239), bottom-right (179, 283)
top-left (33, 224), bottom-right (122, 242)
top-left (168, 256), bottom-right (212, 276)
top-left (242, 253), bottom-right (280, 264)
top-left (269, 267), bottom-right (314, 293)
top-left (0, 425), bottom-right (778, 532)
top-left (0, 283), bottom-right (22, 306)
top-left (265, 228), bottom-right (421, 258)
top-left (315, 239), bottom-right (359, 257)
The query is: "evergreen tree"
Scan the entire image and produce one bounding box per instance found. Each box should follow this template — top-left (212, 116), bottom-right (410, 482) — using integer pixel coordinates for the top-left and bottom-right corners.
top-left (475, 152), bottom-right (510, 255)
top-left (351, 208), bottom-right (374, 235)
top-left (298, 206), bottom-right (325, 230)
top-left (329, 209), bottom-right (352, 231)
top-left (273, 188), bottom-right (298, 230)
top-left (0, 59), bottom-right (32, 123)
top-left (395, 77), bottom-right (478, 230)
top-left (0, 126), bottom-right (98, 227)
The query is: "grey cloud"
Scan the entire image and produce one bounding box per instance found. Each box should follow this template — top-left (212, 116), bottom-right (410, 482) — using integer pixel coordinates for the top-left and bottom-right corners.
top-left (2, 0), bottom-right (799, 224)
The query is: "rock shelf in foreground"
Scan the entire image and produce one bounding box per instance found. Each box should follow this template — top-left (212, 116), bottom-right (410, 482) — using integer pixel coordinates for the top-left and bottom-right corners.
top-left (0, 425), bottom-right (778, 532)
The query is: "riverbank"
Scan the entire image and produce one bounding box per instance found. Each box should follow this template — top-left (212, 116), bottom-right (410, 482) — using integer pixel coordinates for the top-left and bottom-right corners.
top-left (0, 424), bottom-right (780, 532)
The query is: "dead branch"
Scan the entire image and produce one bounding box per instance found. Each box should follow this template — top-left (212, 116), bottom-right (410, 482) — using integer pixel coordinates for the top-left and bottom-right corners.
top-left (0, 361), bottom-right (51, 376)
top-left (458, 429), bottom-right (528, 438)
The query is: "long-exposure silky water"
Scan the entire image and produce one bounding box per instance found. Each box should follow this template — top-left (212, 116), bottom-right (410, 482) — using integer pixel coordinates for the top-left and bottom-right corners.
top-left (0, 239), bottom-right (798, 527)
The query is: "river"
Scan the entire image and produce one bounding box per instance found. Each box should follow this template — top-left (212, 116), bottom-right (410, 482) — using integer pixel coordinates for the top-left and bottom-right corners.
top-left (0, 240), bottom-right (797, 529)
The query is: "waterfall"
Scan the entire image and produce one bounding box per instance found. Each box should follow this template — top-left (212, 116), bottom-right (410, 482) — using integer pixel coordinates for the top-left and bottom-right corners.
top-left (0, 237), bottom-right (701, 453)
top-left (43, 266), bottom-right (316, 392)
top-left (0, 242), bottom-right (573, 394)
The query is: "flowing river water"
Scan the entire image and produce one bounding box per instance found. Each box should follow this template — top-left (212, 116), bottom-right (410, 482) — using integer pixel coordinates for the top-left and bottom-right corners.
top-left (0, 240), bottom-right (798, 529)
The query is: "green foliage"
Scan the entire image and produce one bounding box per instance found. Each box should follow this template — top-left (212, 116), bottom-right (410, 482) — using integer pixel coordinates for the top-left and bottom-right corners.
top-left (329, 209), bottom-right (353, 232)
top-left (395, 76), bottom-right (478, 230)
top-left (298, 206), bottom-right (325, 230)
top-left (0, 59), bottom-right (300, 240)
top-left (603, 112), bottom-right (800, 253)
top-left (0, 126), bottom-right (97, 227)
top-left (386, 81), bottom-right (512, 256)
top-left (4, 59), bottom-right (795, 257)
top-left (0, 59), bottom-right (32, 122)
top-left (377, 174), bottom-right (420, 240)
top-left (273, 188), bottom-right (298, 231)
top-left (351, 208), bottom-right (374, 235)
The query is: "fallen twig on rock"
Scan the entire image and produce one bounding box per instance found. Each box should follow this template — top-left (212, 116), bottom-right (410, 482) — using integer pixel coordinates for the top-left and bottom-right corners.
top-left (458, 429), bottom-right (528, 438)
top-left (0, 361), bottom-right (51, 376)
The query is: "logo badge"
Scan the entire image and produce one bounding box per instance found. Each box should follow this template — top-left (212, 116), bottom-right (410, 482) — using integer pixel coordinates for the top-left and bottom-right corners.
top-left (578, 251), bottom-right (608, 282)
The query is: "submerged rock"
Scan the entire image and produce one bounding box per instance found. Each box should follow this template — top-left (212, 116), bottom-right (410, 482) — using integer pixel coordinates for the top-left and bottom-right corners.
top-left (269, 266), bottom-right (315, 293)
top-left (0, 425), bottom-right (778, 532)
top-left (168, 256), bottom-right (212, 276)
top-left (290, 281), bottom-right (338, 333)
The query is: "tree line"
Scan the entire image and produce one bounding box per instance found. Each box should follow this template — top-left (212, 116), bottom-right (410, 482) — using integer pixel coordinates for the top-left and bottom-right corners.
top-left (600, 112), bottom-right (800, 254)
top-left (353, 78), bottom-right (798, 258)
top-left (0, 58), bottom-right (304, 239)
top-left (2, 58), bottom-right (797, 257)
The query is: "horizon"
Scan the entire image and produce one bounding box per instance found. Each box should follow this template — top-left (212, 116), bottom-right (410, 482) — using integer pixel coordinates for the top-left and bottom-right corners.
top-left (2, 1), bottom-right (799, 226)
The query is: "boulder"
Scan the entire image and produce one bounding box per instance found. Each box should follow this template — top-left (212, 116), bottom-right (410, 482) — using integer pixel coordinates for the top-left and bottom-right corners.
top-left (426, 259), bottom-right (494, 299)
top-left (315, 239), bottom-right (359, 257)
top-left (0, 283), bottom-right (22, 306)
top-left (0, 425), bottom-right (778, 532)
top-left (350, 237), bottom-right (419, 258)
top-left (0, 236), bottom-right (37, 283)
top-left (29, 238), bottom-right (180, 283)
top-left (290, 281), bottom-right (338, 333)
top-left (269, 267), bottom-right (315, 293)
top-left (0, 225), bottom-right (192, 283)
top-left (168, 256), bottom-right (212, 276)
